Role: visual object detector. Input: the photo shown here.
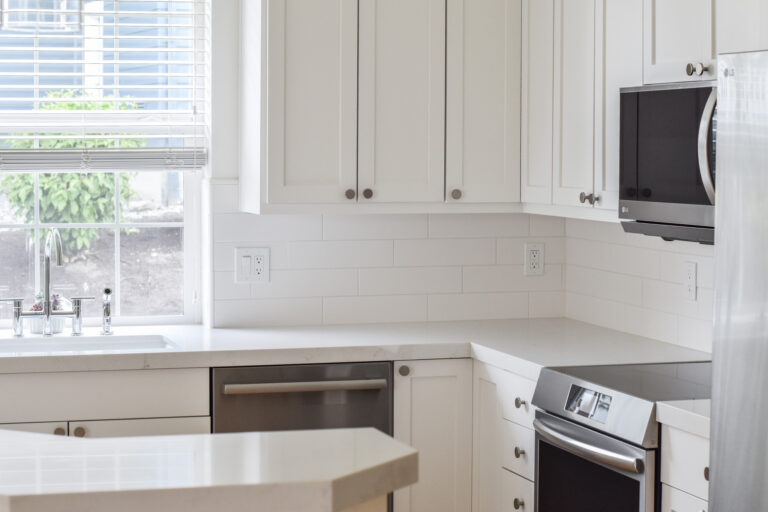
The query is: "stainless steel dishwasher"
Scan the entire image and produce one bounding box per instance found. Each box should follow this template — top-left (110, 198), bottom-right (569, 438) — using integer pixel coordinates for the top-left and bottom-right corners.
top-left (211, 362), bottom-right (393, 434)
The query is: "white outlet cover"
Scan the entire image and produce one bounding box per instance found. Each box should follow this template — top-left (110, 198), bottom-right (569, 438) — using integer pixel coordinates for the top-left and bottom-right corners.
top-left (524, 243), bottom-right (545, 276)
top-left (235, 247), bottom-right (270, 283)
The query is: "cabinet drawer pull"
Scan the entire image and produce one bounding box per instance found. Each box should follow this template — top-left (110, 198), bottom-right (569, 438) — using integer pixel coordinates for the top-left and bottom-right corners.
top-left (345, 189), bottom-right (356, 200)
top-left (514, 446), bottom-right (526, 458)
top-left (513, 498), bottom-right (525, 510)
top-left (451, 188), bottom-right (462, 200)
top-left (515, 397), bottom-right (527, 409)
top-left (398, 365), bottom-right (410, 377)
top-left (686, 62), bottom-right (710, 76)
top-left (73, 426), bottom-right (86, 438)
top-left (579, 192), bottom-right (599, 205)
top-left (362, 188), bottom-right (373, 199)
top-left (53, 427), bottom-right (66, 436)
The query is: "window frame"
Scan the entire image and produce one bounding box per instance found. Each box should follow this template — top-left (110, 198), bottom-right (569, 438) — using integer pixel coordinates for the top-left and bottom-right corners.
top-left (0, 169), bottom-right (202, 326)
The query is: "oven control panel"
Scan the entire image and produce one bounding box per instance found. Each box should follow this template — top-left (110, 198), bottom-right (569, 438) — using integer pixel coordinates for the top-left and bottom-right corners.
top-left (565, 384), bottom-right (613, 424)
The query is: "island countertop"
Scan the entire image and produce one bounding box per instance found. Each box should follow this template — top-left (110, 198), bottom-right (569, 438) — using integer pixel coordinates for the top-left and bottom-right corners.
top-left (0, 427), bottom-right (416, 512)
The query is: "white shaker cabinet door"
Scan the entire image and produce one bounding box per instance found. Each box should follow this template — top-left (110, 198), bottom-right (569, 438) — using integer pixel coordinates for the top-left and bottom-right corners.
top-left (265, 0), bottom-right (358, 204)
top-left (551, 0), bottom-right (596, 208)
top-left (473, 362), bottom-right (504, 512)
top-left (358, 0), bottom-right (446, 203)
top-left (446, 0), bottom-right (522, 204)
top-left (394, 359), bottom-right (472, 512)
top-left (643, 0), bottom-right (716, 84)
top-left (520, 0), bottom-right (554, 205)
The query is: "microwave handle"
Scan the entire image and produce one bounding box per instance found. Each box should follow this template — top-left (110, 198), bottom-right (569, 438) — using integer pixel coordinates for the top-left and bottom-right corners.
top-left (698, 89), bottom-right (717, 205)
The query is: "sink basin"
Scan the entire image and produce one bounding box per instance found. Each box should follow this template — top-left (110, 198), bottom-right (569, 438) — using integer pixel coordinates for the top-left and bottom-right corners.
top-left (0, 335), bottom-right (178, 355)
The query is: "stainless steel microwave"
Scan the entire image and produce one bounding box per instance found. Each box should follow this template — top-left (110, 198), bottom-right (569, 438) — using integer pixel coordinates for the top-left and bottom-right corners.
top-left (619, 81), bottom-right (717, 244)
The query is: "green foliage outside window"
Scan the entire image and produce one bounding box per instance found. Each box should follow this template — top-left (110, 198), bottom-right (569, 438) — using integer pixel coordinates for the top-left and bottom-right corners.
top-left (1, 90), bottom-right (143, 253)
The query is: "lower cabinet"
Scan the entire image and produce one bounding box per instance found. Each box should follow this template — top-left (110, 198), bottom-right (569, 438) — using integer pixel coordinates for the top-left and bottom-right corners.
top-left (473, 361), bottom-right (537, 512)
top-left (394, 359), bottom-right (472, 512)
top-left (661, 484), bottom-right (709, 512)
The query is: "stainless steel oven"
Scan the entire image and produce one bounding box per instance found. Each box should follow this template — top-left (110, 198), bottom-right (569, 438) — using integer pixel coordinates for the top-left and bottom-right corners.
top-left (619, 81), bottom-right (717, 244)
top-left (531, 362), bottom-right (712, 512)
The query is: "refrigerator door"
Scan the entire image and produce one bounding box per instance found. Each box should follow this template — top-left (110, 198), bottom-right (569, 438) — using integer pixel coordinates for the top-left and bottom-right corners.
top-left (711, 51), bottom-right (768, 510)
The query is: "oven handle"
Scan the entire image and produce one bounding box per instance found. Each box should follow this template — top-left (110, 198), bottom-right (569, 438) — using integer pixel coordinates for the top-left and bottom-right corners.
top-left (698, 88), bottom-right (717, 205)
top-left (533, 417), bottom-right (644, 474)
top-left (222, 378), bottom-right (389, 395)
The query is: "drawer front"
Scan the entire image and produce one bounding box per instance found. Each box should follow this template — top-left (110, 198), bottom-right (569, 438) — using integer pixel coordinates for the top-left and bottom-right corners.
top-left (486, 365), bottom-right (536, 429)
top-left (70, 416), bottom-right (211, 438)
top-left (0, 368), bottom-right (209, 423)
top-left (661, 425), bottom-right (710, 501)
top-left (662, 484), bottom-right (708, 512)
top-left (501, 420), bottom-right (535, 481)
top-left (501, 469), bottom-right (534, 512)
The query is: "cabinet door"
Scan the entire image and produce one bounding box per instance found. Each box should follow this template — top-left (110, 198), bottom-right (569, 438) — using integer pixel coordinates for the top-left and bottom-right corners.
top-left (265, 0), bottom-right (358, 204)
top-left (718, 0), bottom-right (768, 54)
top-left (595, 0), bottom-right (643, 211)
top-left (501, 470), bottom-right (534, 512)
top-left (643, 0), bottom-right (716, 84)
top-left (473, 362), bottom-right (503, 512)
top-left (446, 0), bottom-right (521, 204)
top-left (358, 0), bottom-right (446, 203)
top-left (0, 421), bottom-right (67, 436)
top-left (394, 359), bottom-right (472, 512)
top-left (69, 417), bottom-right (211, 438)
top-left (552, 0), bottom-right (596, 207)
top-left (521, 0), bottom-right (554, 204)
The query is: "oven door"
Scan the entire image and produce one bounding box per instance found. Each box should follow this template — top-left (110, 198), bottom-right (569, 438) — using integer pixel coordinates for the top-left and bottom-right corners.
top-left (619, 82), bottom-right (717, 228)
top-left (533, 411), bottom-right (655, 512)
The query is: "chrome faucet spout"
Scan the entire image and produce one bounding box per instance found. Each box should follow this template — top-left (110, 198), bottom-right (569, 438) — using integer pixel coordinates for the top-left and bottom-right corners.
top-left (43, 228), bottom-right (63, 336)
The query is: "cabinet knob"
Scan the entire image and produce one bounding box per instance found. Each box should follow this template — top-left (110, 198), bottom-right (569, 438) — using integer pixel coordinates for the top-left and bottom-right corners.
top-left (362, 188), bottom-right (373, 199)
top-left (686, 62), bottom-right (709, 77)
top-left (398, 365), bottom-right (410, 377)
top-left (514, 446), bottom-right (526, 458)
top-left (704, 466), bottom-right (710, 481)
top-left (515, 397), bottom-right (527, 409)
top-left (513, 498), bottom-right (525, 510)
top-left (53, 427), bottom-right (66, 436)
top-left (73, 426), bottom-right (86, 438)
top-left (451, 188), bottom-right (462, 200)
top-left (579, 192), bottom-right (599, 205)
top-left (345, 189), bottom-right (356, 200)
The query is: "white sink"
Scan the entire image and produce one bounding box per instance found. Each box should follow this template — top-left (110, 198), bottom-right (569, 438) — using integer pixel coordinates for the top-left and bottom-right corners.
top-left (0, 335), bottom-right (178, 355)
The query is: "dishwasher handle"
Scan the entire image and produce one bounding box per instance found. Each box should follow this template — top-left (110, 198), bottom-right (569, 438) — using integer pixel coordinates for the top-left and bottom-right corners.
top-left (222, 378), bottom-right (389, 395)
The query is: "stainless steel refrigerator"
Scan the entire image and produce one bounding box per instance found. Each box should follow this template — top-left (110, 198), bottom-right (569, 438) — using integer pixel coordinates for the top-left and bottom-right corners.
top-left (711, 51), bottom-right (768, 511)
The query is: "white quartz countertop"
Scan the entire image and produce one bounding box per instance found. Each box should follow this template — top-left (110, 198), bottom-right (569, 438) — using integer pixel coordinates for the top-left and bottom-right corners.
top-left (0, 427), bottom-right (416, 512)
top-left (0, 318), bottom-right (710, 380)
top-left (657, 399), bottom-right (711, 439)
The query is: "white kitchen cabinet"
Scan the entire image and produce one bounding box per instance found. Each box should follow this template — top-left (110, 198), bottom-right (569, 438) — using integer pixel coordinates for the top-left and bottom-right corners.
top-left (643, 0), bottom-right (716, 84)
top-left (262, 0), bottom-right (358, 205)
top-left (661, 484), bottom-right (709, 512)
top-left (358, 0), bottom-right (446, 204)
top-left (501, 469), bottom-right (534, 512)
top-left (446, 0), bottom-right (521, 204)
top-left (0, 421), bottom-right (68, 436)
top-left (394, 359), bottom-right (472, 512)
top-left (69, 416), bottom-right (211, 438)
top-left (717, 0), bottom-right (768, 54)
top-left (660, 424), bottom-right (710, 501)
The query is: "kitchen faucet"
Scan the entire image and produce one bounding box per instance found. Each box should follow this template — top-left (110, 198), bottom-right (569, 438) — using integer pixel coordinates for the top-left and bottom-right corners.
top-left (1, 228), bottom-right (111, 337)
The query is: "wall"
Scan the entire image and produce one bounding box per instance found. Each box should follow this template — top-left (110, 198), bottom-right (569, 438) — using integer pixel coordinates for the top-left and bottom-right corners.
top-left (209, 182), bottom-right (565, 327)
top-left (565, 219), bottom-right (715, 352)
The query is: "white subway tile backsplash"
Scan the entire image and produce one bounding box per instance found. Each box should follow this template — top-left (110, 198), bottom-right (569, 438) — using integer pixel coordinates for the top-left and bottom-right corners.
top-left (529, 215), bottom-right (565, 237)
top-left (566, 266), bottom-right (642, 305)
top-left (497, 237), bottom-right (565, 265)
top-left (428, 293), bottom-right (529, 321)
top-left (567, 237), bottom-right (660, 279)
top-left (323, 295), bottom-right (428, 324)
top-left (323, 214), bottom-right (428, 240)
top-left (209, 182), bottom-right (240, 213)
top-left (213, 242), bottom-right (290, 272)
top-left (529, 291), bottom-right (566, 318)
top-left (463, 265), bottom-right (563, 293)
top-left (428, 213), bottom-right (529, 238)
top-left (289, 240), bottom-right (393, 268)
top-left (358, 267), bottom-right (462, 296)
top-left (394, 238), bottom-right (496, 266)
top-left (214, 271), bottom-right (251, 300)
top-left (213, 298), bottom-right (323, 327)
top-left (677, 316), bottom-right (714, 353)
top-left (623, 305), bottom-right (678, 344)
top-left (213, 213), bottom-right (323, 242)
top-left (565, 292), bottom-right (626, 332)
top-left (251, 269), bottom-right (358, 298)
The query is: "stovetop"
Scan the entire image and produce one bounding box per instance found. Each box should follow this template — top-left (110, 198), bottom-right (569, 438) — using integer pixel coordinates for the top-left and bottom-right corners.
top-left (532, 361), bottom-right (712, 448)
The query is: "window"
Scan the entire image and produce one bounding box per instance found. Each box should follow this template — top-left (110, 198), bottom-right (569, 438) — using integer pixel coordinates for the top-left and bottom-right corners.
top-left (0, 0), bottom-right (209, 323)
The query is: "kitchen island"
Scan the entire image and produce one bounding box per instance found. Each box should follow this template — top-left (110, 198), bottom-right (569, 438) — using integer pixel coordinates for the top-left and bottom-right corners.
top-left (0, 427), bottom-right (416, 512)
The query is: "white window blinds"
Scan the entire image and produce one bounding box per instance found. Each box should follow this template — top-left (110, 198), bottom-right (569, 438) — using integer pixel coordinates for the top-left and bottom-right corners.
top-left (0, 0), bottom-right (209, 171)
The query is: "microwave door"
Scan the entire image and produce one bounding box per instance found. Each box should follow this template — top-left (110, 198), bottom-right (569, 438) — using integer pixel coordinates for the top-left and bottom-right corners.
top-left (698, 89), bottom-right (717, 205)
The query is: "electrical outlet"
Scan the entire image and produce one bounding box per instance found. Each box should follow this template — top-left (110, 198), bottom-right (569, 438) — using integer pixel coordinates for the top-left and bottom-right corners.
top-left (685, 261), bottom-right (697, 301)
top-left (235, 247), bottom-right (270, 283)
top-left (524, 243), bottom-right (545, 276)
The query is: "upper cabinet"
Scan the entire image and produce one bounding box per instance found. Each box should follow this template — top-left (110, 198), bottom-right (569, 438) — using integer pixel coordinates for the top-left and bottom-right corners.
top-left (643, 0), bottom-right (716, 84)
top-left (521, 0), bottom-right (642, 212)
top-left (717, 0), bottom-right (768, 54)
top-left (446, 0), bottom-right (522, 204)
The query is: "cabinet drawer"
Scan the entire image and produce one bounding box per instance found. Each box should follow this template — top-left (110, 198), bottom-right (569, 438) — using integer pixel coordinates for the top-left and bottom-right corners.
top-left (70, 416), bottom-right (211, 438)
top-left (501, 469), bottom-right (534, 512)
top-left (501, 420), bottom-right (535, 481)
top-left (0, 368), bottom-right (209, 423)
top-left (661, 425), bottom-right (710, 501)
top-left (496, 368), bottom-right (536, 429)
top-left (662, 484), bottom-right (708, 512)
